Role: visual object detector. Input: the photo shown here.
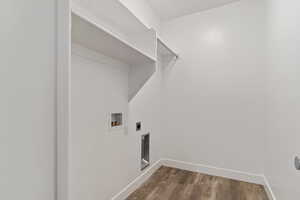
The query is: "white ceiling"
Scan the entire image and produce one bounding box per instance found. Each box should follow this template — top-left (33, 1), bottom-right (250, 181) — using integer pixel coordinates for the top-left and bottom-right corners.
top-left (148, 0), bottom-right (240, 20)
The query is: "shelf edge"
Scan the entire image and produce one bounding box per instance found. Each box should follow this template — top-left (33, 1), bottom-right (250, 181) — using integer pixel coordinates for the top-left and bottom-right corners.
top-left (157, 35), bottom-right (179, 59)
top-left (71, 2), bottom-right (157, 63)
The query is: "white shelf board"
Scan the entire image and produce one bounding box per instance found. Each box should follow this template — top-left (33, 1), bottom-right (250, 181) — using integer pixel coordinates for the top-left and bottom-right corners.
top-left (71, 9), bottom-right (156, 65)
top-left (72, 0), bottom-right (149, 34)
top-left (157, 36), bottom-right (179, 59)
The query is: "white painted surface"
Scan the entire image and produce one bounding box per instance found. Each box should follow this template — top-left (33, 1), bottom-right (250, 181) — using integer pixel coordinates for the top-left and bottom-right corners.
top-left (265, 0), bottom-right (300, 199)
top-left (72, 0), bottom-right (157, 60)
top-left (111, 160), bottom-right (162, 200)
top-left (148, 0), bottom-right (240, 20)
top-left (71, 13), bottom-right (155, 65)
top-left (65, 1), bottom-right (300, 199)
top-left (70, 44), bottom-right (131, 200)
top-left (128, 54), bottom-right (165, 167)
top-left (157, 38), bottom-right (179, 59)
top-left (72, 0), bottom-right (147, 34)
top-left (69, 44), bottom-right (164, 200)
top-left (118, 0), bottom-right (161, 31)
top-left (263, 176), bottom-right (277, 200)
top-left (128, 62), bottom-right (156, 101)
top-left (127, 29), bottom-right (158, 65)
top-left (57, 1), bottom-right (71, 200)
top-left (0, 0), bottom-right (56, 199)
top-left (162, 159), bottom-right (265, 185)
top-left (72, 12), bottom-right (157, 102)
top-left (160, 0), bottom-right (266, 175)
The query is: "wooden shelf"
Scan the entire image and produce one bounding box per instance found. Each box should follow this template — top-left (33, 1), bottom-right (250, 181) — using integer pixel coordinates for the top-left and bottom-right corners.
top-left (72, 13), bottom-right (156, 66)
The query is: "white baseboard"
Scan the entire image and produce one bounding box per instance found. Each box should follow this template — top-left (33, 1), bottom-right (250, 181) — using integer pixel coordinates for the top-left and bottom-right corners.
top-left (111, 159), bottom-right (163, 200)
top-left (262, 176), bottom-right (277, 200)
top-left (161, 159), bottom-right (265, 185)
top-left (112, 158), bottom-right (276, 200)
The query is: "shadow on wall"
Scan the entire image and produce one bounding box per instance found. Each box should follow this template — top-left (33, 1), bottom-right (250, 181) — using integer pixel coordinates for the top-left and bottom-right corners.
top-left (129, 62), bottom-right (156, 102)
top-left (161, 55), bottom-right (179, 81)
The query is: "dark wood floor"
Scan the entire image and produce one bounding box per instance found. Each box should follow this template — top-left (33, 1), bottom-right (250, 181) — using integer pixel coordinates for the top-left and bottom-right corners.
top-left (126, 166), bottom-right (269, 200)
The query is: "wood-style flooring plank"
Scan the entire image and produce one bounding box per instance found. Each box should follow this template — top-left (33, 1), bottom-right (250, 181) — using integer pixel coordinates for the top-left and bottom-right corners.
top-left (126, 166), bottom-right (269, 200)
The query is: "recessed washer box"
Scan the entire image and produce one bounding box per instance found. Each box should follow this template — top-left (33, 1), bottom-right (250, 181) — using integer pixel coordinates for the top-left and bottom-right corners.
top-left (108, 113), bottom-right (126, 132)
top-left (111, 113), bottom-right (122, 127)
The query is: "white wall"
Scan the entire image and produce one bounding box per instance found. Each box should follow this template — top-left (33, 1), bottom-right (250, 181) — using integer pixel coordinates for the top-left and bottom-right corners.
top-left (70, 44), bottom-right (163, 199)
top-left (68, 2), bottom-right (300, 200)
top-left (0, 0), bottom-right (56, 200)
top-left (118, 0), bottom-right (161, 31)
top-left (265, 0), bottom-right (300, 199)
top-left (160, 0), bottom-right (267, 175)
top-left (128, 55), bottom-right (165, 167)
top-left (70, 45), bottom-right (131, 200)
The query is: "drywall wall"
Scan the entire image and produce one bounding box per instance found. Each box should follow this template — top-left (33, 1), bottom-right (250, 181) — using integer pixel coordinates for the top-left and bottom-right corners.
top-left (128, 54), bottom-right (165, 167)
top-left (0, 0), bottom-right (56, 200)
top-left (118, 0), bottom-right (161, 31)
top-left (265, 0), bottom-right (300, 198)
top-left (69, 1), bottom-right (300, 200)
top-left (70, 44), bottom-right (163, 199)
top-left (160, 0), bottom-right (267, 175)
top-left (57, 1), bottom-right (71, 200)
top-left (70, 44), bottom-right (131, 200)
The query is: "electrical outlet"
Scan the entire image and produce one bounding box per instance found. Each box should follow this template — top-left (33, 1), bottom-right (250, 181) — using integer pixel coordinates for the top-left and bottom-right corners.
top-left (136, 122), bottom-right (141, 131)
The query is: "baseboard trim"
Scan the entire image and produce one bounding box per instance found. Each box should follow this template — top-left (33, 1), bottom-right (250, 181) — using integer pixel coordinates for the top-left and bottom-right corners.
top-left (111, 159), bottom-right (162, 200)
top-left (161, 159), bottom-right (265, 185)
top-left (112, 158), bottom-right (276, 200)
top-left (262, 176), bottom-right (277, 200)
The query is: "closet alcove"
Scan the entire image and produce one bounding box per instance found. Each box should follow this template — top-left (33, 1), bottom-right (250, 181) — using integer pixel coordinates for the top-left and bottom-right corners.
top-left (63, 0), bottom-right (178, 199)
top-left (71, 0), bottom-right (178, 101)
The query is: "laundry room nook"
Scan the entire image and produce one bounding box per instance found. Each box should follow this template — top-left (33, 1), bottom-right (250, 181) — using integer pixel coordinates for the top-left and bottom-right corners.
top-left (2, 0), bottom-right (300, 200)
